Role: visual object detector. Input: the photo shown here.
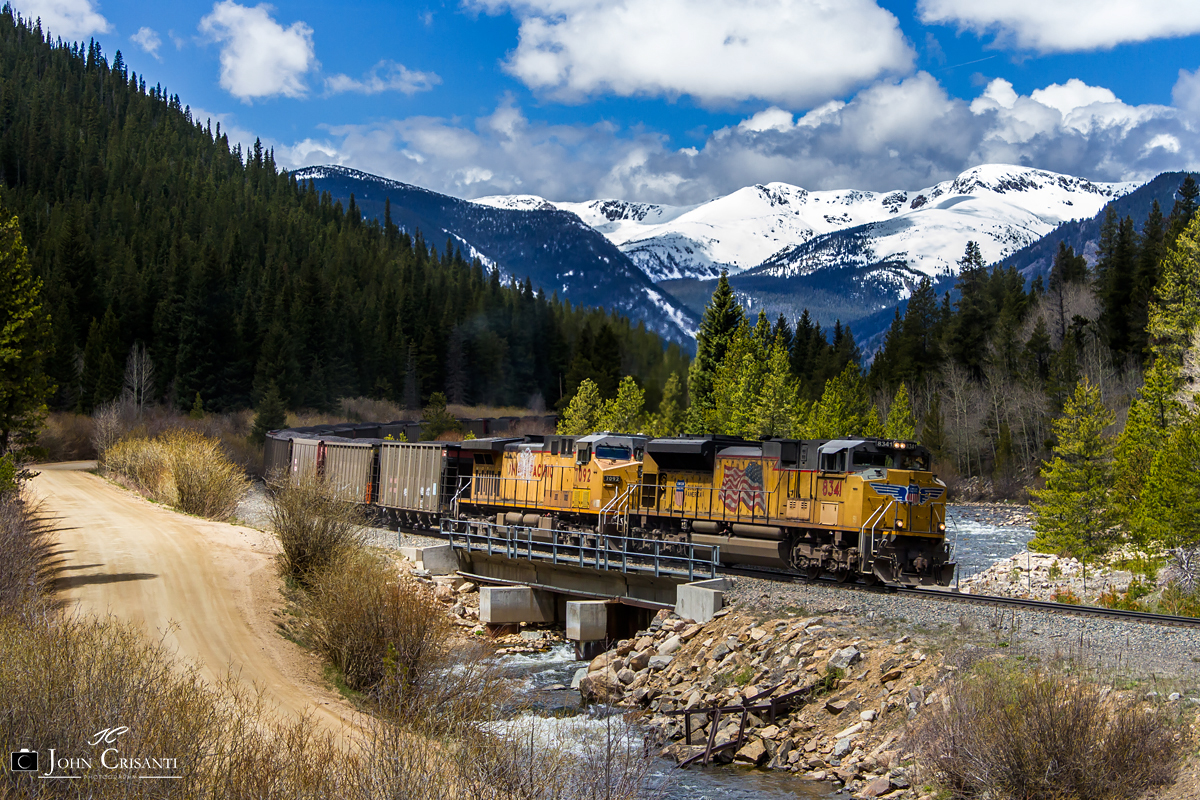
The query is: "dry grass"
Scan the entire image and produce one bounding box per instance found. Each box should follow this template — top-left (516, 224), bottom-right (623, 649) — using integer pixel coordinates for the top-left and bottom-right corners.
top-left (104, 430), bottom-right (249, 520)
top-left (268, 473), bottom-right (366, 586)
top-left (0, 457), bottom-right (654, 800)
top-left (0, 491), bottom-right (53, 619)
top-left (914, 660), bottom-right (1185, 800)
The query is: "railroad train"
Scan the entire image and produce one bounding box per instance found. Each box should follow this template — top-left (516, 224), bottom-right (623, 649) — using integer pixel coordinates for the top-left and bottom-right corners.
top-left (264, 425), bottom-right (955, 587)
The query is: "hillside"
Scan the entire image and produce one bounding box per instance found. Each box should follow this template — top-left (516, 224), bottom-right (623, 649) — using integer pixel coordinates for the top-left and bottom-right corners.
top-left (986, 171), bottom-right (1200, 280)
top-left (294, 167), bottom-right (698, 346)
top-left (0, 13), bottom-right (687, 414)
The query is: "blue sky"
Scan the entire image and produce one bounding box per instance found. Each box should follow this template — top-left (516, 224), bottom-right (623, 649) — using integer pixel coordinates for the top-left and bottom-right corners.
top-left (17, 0), bottom-right (1200, 204)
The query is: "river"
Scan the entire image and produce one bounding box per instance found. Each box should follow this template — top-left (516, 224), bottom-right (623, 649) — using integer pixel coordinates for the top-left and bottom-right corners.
top-left (493, 509), bottom-right (1030, 798)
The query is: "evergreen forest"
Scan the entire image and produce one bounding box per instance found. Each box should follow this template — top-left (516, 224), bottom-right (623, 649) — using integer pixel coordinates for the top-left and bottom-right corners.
top-left (0, 11), bottom-right (687, 417)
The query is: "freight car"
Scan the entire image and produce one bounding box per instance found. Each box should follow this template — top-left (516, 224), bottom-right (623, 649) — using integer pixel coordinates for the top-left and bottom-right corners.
top-left (263, 427), bottom-right (955, 587)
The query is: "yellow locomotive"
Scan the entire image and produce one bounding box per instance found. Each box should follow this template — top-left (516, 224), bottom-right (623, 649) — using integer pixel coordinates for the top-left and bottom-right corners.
top-left (459, 433), bottom-right (954, 587)
top-left (463, 433), bottom-right (646, 529)
top-left (632, 436), bottom-right (953, 586)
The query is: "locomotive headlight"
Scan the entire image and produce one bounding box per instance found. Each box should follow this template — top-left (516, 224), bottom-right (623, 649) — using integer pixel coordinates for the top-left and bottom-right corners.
top-left (895, 519), bottom-right (904, 529)
top-left (938, 522), bottom-right (946, 532)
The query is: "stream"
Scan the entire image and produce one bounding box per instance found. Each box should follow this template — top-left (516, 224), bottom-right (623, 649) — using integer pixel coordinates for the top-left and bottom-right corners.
top-left (492, 508), bottom-right (1031, 798)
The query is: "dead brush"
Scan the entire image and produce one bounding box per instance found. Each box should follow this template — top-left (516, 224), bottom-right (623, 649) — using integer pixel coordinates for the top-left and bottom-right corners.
top-left (913, 659), bottom-right (1185, 800)
top-left (0, 490), bottom-right (54, 619)
top-left (103, 429), bottom-right (248, 520)
top-left (267, 472), bottom-right (366, 586)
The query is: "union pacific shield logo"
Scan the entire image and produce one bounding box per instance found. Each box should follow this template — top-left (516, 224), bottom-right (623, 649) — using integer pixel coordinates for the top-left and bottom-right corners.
top-left (871, 483), bottom-right (944, 505)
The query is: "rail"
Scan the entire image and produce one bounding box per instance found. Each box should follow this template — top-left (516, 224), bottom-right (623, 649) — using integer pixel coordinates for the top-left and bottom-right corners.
top-left (441, 518), bottom-right (721, 581)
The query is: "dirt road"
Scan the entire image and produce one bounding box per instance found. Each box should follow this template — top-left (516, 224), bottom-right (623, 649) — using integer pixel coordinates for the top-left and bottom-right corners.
top-left (30, 463), bottom-right (355, 735)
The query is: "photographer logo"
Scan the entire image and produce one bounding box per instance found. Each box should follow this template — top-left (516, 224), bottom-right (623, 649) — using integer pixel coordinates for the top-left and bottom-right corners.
top-left (9, 726), bottom-right (179, 781)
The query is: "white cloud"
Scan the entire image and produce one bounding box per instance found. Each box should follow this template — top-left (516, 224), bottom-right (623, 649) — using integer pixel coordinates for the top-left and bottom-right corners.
top-left (199, 1), bottom-right (316, 102)
top-left (918, 0), bottom-right (1200, 53)
top-left (273, 73), bottom-right (1199, 205)
top-left (468, 0), bottom-right (914, 107)
top-left (14, 0), bottom-right (109, 40)
top-left (131, 27), bottom-right (162, 60)
top-left (1175, 67), bottom-right (1200, 120)
top-left (325, 61), bottom-right (440, 95)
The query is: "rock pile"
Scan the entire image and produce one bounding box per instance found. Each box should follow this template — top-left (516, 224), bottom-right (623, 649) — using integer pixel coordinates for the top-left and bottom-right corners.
top-left (579, 607), bottom-right (950, 798)
top-left (959, 550), bottom-right (1133, 602)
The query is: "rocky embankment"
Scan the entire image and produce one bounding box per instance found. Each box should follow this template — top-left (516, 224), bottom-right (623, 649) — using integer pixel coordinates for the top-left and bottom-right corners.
top-left (959, 550), bottom-right (1134, 602)
top-left (577, 607), bottom-right (948, 799)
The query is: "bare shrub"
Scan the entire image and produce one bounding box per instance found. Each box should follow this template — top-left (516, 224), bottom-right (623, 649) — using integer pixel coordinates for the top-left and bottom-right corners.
top-left (339, 396), bottom-right (404, 423)
top-left (91, 399), bottom-right (133, 464)
top-left (35, 413), bottom-right (96, 461)
top-left (104, 430), bottom-right (249, 520)
top-left (268, 472), bottom-right (365, 585)
top-left (914, 661), bottom-right (1184, 800)
top-left (0, 490), bottom-right (53, 618)
top-left (307, 552), bottom-right (450, 695)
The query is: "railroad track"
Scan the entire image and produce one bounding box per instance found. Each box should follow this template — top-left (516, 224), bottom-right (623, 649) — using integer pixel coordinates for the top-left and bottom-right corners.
top-left (723, 565), bottom-right (1200, 629)
top-left (394, 523), bottom-right (1200, 629)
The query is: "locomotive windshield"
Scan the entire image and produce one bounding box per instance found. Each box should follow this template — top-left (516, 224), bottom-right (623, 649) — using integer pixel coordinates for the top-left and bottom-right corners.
top-left (595, 444), bottom-right (632, 461)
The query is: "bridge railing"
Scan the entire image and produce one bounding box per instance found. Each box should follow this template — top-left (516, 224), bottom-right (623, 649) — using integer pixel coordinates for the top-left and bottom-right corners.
top-left (441, 518), bottom-right (721, 581)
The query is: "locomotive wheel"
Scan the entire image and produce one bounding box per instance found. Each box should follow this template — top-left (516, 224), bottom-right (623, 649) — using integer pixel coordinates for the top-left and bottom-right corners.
top-left (805, 565), bottom-right (822, 582)
top-left (835, 569), bottom-right (852, 584)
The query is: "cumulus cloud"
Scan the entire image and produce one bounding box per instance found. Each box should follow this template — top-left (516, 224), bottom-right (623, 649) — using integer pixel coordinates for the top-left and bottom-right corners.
top-left (918, 0), bottom-right (1200, 53)
top-left (14, 0), bottom-right (109, 40)
top-left (131, 27), bottom-right (162, 59)
top-left (273, 73), bottom-right (1200, 205)
top-left (199, 1), bottom-right (316, 102)
top-left (468, 0), bottom-right (913, 107)
top-left (325, 61), bottom-right (440, 95)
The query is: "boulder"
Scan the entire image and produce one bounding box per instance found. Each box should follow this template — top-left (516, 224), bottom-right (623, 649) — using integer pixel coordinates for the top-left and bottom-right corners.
top-left (615, 640), bottom-right (635, 656)
top-left (627, 649), bottom-right (652, 671)
top-left (734, 738), bottom-right (768, 765)
top-left (649, 655), bottom-right (674, 671)
top-left (832, 737), bottom-right (855, 758)
top-left (827, 646), bottom-right (862, 672)
top-left (455, 581), bottom-right (477, 594)
top-left (862, 777), bottom-right (892, 797)
top-left (658, 635), bottom-right (684, 656)
top-left (589, 652), bottom-right (612, 672)
top-left (570, 667), bottom-right (589, 690)
top-left (617, 668), bottom-right (637, 685)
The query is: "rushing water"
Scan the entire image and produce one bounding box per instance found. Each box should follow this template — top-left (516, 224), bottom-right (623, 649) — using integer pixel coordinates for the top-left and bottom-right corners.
top-left (495, 513), bottom-right (1031, 798)
top-left (946, 505), bottom-right (1035, 581)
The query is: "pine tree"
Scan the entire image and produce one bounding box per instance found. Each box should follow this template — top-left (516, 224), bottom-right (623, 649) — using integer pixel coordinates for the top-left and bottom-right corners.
top-left (884, 384), bottom-right (916, 440)
top-left (1135, 408), bottom-right (1200, 553)
top-left (949, 241), bottom-right (993, 377)
top-left (1167, 175), bottom-right (1199, 244)
top-left (651, 372), bottom-right (685, 437)
top-left (558, 378), bottom-right (603, 435)
top-left (189, 392), bottom-right (205, 419)
top-left (421, 392), bottom-right (464, 440)
top-left (1029, 377), bottom-right (1115, 558)
top-left (250, 381), bottom-right (287, 444)
top-left (686, 271), bottom-right (744, 432)
top-left (598, 376), bottom-right (645, 433)
top-left (753, 338), bottom-right (798, 439)
top-left (810, 364), bottom-right (878, 439)
top-left (0, 207), bottom-right (53, 453)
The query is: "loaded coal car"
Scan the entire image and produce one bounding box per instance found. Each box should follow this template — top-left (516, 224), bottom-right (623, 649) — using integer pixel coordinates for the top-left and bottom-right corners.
top-left (633, 435), bottom-right (953, 586)
top-left (457, 432), bottom-right (647, 530)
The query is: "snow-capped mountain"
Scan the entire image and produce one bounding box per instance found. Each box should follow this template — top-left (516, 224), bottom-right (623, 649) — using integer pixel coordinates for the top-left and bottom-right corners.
top-left (474, 165), bottom-right (1138, 283)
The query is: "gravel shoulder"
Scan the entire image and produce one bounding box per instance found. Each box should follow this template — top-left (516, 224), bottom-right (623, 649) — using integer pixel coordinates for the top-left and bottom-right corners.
top-left (728, 576), bottom-right (1200, 682)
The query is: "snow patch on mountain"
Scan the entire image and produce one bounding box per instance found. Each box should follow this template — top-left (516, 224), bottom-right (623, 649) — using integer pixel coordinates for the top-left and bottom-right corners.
top-left (476, 165), bottom-right (1139, 282)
